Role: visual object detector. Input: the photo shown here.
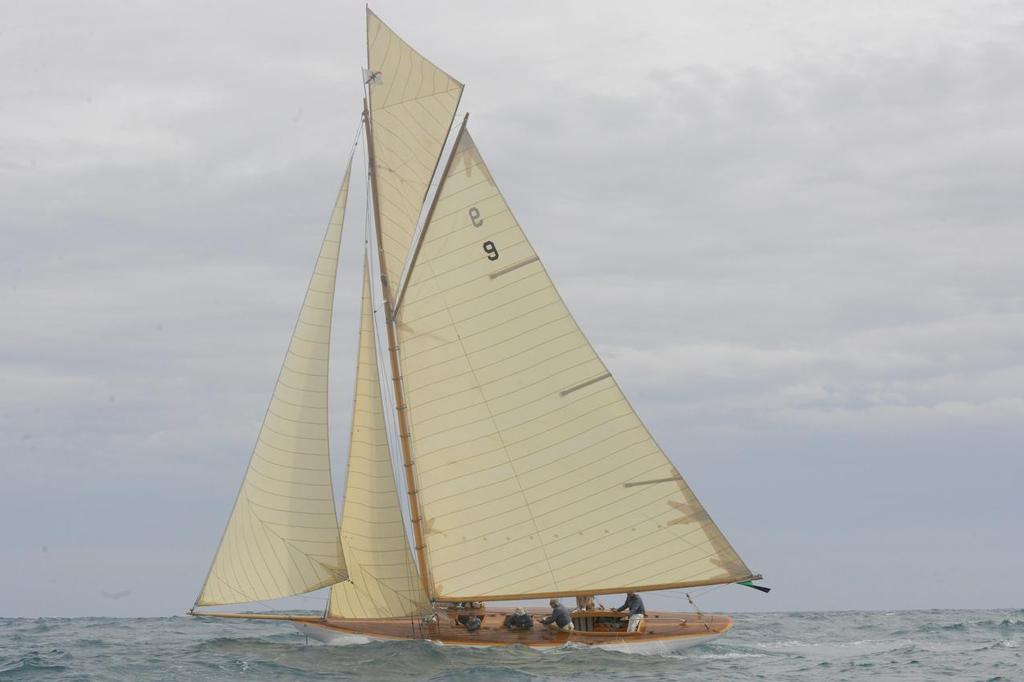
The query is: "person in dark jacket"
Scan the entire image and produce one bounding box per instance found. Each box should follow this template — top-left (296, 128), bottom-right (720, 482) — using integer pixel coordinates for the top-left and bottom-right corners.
top-left (615, 592), bottom-right (646, 632)
top-left (539, 599), bottom-right (575, 632)
top-left (502, 607), bottom-right (534, 630)
top-left (455, 613), bottom-right (482, 631)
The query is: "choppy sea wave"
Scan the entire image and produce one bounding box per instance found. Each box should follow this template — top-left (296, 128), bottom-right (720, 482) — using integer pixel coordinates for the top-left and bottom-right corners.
top-left (1, 609), bottom-right (1021, 680)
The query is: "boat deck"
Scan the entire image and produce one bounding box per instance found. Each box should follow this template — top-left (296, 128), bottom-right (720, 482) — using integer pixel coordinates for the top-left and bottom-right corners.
top-left (311, 607), bottom-right (733, 648)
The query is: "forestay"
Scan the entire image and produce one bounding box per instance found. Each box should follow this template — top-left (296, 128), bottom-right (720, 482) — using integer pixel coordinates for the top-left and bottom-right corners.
top-left (196, 163), bottom-right (352, 607)
top-left (366, 8), bottom-right (463, 292)
top-left (396, 129), bottom-right (754, 601)
top-left (328, 262), bottom-right (429, 618)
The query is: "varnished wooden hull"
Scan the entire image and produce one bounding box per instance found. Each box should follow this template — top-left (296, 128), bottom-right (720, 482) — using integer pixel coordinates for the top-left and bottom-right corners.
top-left (290, 608), bottom-right (733, 654)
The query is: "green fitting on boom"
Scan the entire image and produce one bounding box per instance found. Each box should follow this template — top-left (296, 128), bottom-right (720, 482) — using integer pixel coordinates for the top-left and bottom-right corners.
top-left (738, 580), bottom-right (771, 594)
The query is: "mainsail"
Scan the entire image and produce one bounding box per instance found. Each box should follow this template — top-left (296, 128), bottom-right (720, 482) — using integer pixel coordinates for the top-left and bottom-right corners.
top-left (366, 8), bottom-right (463, 293)
top-left (395, 129), bottom-right (754, 601)
top-left (328, 261), bottom-right (429, 618)
top-left (196, 162), bottom-right (353, 607)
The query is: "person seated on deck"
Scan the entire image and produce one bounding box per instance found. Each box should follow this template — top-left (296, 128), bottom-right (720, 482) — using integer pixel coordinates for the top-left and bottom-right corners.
top-left (615, 592), bottom-right (646, 632)
top-left (455, 613), bottom-right (482, 632)
top-left (540, 599), bottom-right (575, 632)
top-left (502, 607), bottom-right (534, 630)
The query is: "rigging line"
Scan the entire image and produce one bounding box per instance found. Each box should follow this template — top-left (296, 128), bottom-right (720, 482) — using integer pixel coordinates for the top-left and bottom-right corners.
top-left (651, 583), bottom-right (731, 601)
top-left (346, 114), bottom-right (366, 166)
top-left (362, 131), bottom-right (385, 319)
top-left (384, 303), bottom-right (425, 625)
top-left (368, 233), bottom-right (401, 499)
top-left (366, 186), bottom-right (424, 624)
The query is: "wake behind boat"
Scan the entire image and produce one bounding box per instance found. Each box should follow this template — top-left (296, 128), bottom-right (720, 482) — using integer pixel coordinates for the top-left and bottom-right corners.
top-left (188, 8), bottom-right (765, 653)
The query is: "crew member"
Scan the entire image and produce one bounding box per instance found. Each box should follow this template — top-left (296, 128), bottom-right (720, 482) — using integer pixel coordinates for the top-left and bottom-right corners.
top-left (539, 599), bottom-right (574, 632)
top-left (503, 607), bottom-right (534, 630)
top-left (615, 592), bottom-right (646, 632)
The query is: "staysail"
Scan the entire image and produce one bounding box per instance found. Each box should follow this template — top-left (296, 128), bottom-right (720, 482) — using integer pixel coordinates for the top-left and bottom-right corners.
top-left (196, 162), bottom-right (353, 607)
top-left (328, 260), bottom-right (430, 618)
top-left (366, 8), bottom-right (463, 294)
top-left (395, 129), bottom-right (754, 601)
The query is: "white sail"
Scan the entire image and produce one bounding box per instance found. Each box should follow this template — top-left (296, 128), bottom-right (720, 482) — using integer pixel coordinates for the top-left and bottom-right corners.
top-left (328, 261), bottom-right (429, 618)
top-left (366, 8), bottom-right (463, 292)
top-left (395, 129), bottom-right (753, 601)
top-left (196, 163), bottom-right (353, 607)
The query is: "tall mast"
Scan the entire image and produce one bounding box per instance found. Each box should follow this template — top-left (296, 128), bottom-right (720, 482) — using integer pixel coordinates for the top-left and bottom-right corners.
top-left (363, 98), bottom-right (433, 601)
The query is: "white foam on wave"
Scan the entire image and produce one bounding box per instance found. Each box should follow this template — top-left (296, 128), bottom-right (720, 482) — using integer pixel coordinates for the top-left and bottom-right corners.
top-left (754, 639), bottom-right (810, 648)
top-left (753, 638), bottom-right (915, 650)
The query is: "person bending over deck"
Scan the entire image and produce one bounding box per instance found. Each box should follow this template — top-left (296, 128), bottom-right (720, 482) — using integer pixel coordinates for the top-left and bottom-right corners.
top-left (540, 599), bottom-right (574, 632)
top-left (455, 613), bottom-right (482, 632)
top-left (502, 607), bottom-right (534, 630)
top-left (616, 592), bottom-right (646, 632)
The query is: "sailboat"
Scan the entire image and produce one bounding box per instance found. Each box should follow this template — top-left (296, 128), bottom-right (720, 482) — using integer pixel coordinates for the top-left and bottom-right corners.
top-left (189, 9), bottom-right (764, 654)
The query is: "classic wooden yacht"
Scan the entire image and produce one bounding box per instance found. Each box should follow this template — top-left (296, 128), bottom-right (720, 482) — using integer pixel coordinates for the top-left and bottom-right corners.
top-left (189, 8), bottom-right (765, 654)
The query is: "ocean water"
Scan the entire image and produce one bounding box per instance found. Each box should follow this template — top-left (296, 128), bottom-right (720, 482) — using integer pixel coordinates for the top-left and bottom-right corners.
top-left (1, 610), bottom-right (1020, 680)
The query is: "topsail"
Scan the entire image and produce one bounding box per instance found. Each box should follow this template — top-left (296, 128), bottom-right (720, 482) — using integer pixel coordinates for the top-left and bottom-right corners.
top-left (366, 8), bottom-right (463, 295)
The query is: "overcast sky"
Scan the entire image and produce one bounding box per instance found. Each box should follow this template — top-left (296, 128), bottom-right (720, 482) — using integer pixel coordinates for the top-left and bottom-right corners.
top-left (2, 0), bottom-right (1022, 618)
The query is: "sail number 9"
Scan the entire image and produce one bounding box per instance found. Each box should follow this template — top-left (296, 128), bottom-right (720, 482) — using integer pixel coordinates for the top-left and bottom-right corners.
top-left (471, 207), bottom-right (499, 261)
